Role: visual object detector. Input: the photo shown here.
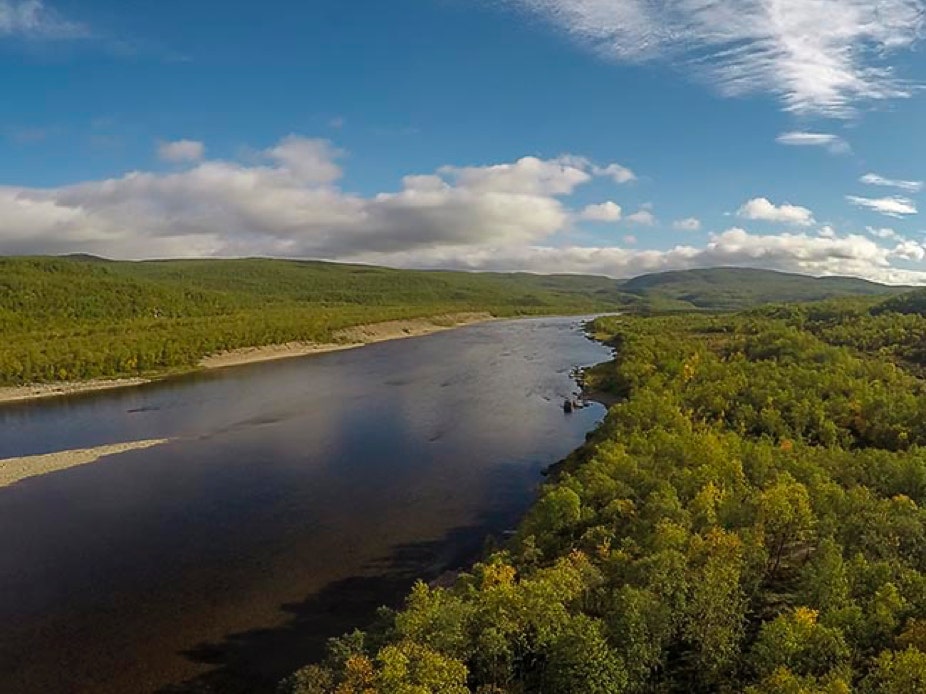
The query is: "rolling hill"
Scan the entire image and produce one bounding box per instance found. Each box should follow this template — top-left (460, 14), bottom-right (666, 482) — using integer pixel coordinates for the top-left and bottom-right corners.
top-left (620, 267), bottom-right (908, 310)
top-left (0, 257), bottom-right (918, 386)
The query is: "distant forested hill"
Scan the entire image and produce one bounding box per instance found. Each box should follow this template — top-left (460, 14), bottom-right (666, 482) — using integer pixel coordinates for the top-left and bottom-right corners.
top-left (621, 267), bottom-right (907, 310)
top-left (0, 256), bottom-right (915, 385)
top-left (873, 287), bottom-right (926, 316)
top-left (0, 256), bottom-right (624, 328)
top-left (0, 256), bottom-right (632, 385)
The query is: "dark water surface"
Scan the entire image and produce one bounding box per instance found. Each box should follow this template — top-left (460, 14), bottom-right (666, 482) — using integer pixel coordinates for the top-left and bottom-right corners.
top-left (0, 317), bottom-right (611, 693)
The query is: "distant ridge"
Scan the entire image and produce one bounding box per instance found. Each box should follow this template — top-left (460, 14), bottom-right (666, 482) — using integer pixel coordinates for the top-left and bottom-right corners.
top-left (621, 267), bottom-right (907, 310)
top-left (61, 253), bottom-right (112, 263)
top-left (2, 256), bottom-right (922, 387)
top-left (6, 257), bottom-right (910, 313)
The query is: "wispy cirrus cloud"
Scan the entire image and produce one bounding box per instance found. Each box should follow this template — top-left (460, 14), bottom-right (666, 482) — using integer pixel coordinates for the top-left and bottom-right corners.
top-left (847, 195), bottom-right (918, 218)
top-left (860, 173), bottom-right (923, 193)
top-left (0, 0), bottom-right (88, 39)
top-left (509, 0), bottom-right (926, 117)
top-left (776, 131), bottom-right (850, 155)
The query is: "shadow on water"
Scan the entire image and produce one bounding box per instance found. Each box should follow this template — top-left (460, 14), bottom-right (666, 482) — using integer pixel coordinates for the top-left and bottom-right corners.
top-left (159, 523), bottom-right (498, 694)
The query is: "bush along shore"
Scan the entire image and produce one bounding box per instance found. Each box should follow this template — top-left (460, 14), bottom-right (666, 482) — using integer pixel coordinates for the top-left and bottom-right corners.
top-left (280, 301), bottom-right (926, 693)
top-left (0, 313), bottom-right (496, 404)
top-left (0, 256), bottom-right (639, 398)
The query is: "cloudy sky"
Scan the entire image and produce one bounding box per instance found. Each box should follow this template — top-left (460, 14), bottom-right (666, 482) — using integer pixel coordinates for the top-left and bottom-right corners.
top-left (3, 0), bottom-right (926, 283)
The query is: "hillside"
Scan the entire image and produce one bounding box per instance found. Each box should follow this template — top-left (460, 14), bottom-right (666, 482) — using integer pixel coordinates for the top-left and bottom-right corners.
top-left (3, 256), bottom-right (624, 328)
top-left (0, 256), bottom-right (631, 386)
top-left (622, 267), bottom-right (907, 310)
top-left (0, 257), bottom-right (914, 387)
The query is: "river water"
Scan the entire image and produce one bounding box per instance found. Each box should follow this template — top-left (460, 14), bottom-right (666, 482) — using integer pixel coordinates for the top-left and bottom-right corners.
top-left (0, 317), bottom-right (611, 693)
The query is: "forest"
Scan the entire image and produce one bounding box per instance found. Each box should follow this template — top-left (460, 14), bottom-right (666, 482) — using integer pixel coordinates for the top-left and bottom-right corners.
top-left (0, 256), bottom-right (630, 385)
top-left (280, 289), bottom-right (926, 693)
top-left (0, 257), bottom-right (904, 386)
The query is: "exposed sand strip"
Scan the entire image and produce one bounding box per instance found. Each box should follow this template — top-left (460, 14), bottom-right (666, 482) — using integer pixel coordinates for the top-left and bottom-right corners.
top-left (198, 312), bottom-right (495, 369)
top-left (0, 378), bottom-right (151, 405)
top-left (0, 439), bottom-right (169, 488)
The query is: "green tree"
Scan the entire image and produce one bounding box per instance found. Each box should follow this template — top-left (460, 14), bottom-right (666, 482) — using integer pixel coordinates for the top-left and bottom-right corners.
top-left (750, 607), bottom-right (850, 679)
top-left (683, 529), bottom-right (747, 683)
top-left (757, 474), bottom-right (815, 574)
top-left (543, 614), bottom-right (628, 694)
top-left (862, 647), bottom-right (926, 693)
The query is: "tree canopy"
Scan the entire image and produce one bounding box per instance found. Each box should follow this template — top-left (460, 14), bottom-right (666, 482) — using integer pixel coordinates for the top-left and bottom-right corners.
top-left (281, 304), bottom-right (926, 693)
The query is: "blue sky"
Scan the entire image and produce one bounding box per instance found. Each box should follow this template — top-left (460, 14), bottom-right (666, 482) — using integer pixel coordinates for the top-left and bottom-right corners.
top-left (2, 0), bottom-right (926, 282)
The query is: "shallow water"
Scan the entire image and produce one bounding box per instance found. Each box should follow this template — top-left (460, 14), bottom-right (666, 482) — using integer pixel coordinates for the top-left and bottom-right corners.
top-left (0, 316), bottom-right (611, 693)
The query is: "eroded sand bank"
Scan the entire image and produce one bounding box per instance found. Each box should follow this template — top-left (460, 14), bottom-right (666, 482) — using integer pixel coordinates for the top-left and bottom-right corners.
top-left (0, 439), bottom-right (170, 488)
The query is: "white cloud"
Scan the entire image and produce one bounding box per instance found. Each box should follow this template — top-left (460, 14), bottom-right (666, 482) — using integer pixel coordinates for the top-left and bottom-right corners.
top-left (593, 162), bottom-right (636, 184)
top-left (892, 240), bottom-right (926, 261)
top-left (867, 226), bottom-right (901, 240)
top-left (672, 217), bottom-right (701, 231)
top-left (622, 234), bottom-right (637, 245)
top-left (0, 0), bottom-right (87, 39)
top-left (818, 225), bottom-right (837, 239)
top-left (737, 197), bottom-right (815, 226)
top-left (626, 208), bottom-right (656, 226)
top-left (0, 137), bottom-right (596, 258)
top-left (776, 131), bottom-right (850, 154)
top-left (351, 228), bottom-right (926, 285)
top-left (510, 0), bottom-right (925, 117)
top-left (2, 135), bottom-right (925, 286)
top-left (266, 135), bottom-right (343, 184)
top-left (157, 139), bottom-right (206, 163)
top-left (579, 201), bottom-right (622, 222)
top-left (860, 173), bottom-right (923, 193)
top-left (439, 156), bottom-right (591, 196)
top-left (847, 195), bottom-right (918, 218)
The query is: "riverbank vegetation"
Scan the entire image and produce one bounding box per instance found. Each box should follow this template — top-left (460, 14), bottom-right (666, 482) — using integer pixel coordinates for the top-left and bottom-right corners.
top-left (282, 291), bottom-right (926, 692)
top-left (0, 256), bottom-right (627, 385)
top-left (0, 257), bottom-right (904, 386)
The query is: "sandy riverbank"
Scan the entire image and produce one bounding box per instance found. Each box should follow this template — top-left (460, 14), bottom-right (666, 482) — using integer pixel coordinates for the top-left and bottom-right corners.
top-left (198, 312), bottom-right (495, 369)
top-left (0, 378), bottom-right (152, 405)
top-left (0, 439), bottom-right (170, 488)
top-left (0, 313), bottom-right (496, 405)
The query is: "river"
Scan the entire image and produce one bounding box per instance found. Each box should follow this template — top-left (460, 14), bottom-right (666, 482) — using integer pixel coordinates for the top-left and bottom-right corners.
top-left (0, 316), bottom-right (611, 693)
